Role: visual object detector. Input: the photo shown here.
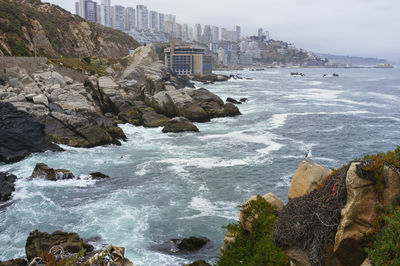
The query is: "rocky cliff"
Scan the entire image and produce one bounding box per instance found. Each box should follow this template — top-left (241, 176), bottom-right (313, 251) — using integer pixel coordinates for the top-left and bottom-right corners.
top-left (219, 148), bottom-right (400, 266)
top-left (0, 0), bottom-right (139, 57)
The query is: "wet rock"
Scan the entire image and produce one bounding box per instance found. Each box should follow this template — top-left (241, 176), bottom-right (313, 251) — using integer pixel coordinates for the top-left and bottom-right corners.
top-left (25, 230), bottom-right (94, 262)
top-left (333, 73), bottom-right (340, 77)
top-left (162, 117), bottom-right (199, 133)
top-left (185, 260), bottom-right (211, 266)
top-left (226, 97), bottom-right (242, 104)
top-left (142, 110), bottom-right (170, 128)
top-left (89, 172), bottom-right (110, 180)
top-left (31, 163), bottom-right (74, 181)
top-left (291, 72), bottom-right (305, 76)
top-left (154, 237), bottom-right (211, 254)
top-left (0, 258), bottom-right (27, 266)
top-left (190, 74), bottom-right (229, 83)
top-left (0, 172), bottom-right (17, 202)
top-left (0, 102), bottom-right (62, 164)
top-left (240, 98), bottom-right (248, 103)
top-left (288, 160), bottom-right (332, 200)
top-left (174, 237), bottom-right (210, 252)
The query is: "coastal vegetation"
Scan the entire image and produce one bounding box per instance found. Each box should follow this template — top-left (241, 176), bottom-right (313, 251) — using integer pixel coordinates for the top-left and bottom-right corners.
top-left (216, 196), bottom-right (288, 266)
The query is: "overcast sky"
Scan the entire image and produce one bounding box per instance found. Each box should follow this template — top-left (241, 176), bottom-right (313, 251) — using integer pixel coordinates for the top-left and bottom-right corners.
top-left (45, 0), bottom-right (400, 61)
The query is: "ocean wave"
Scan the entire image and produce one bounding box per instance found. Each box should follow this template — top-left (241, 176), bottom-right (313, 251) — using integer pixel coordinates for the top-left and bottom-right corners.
top-left (183, 196), bottom-right (238, 220)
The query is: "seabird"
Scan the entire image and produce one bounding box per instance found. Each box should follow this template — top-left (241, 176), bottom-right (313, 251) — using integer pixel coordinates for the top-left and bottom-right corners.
top-left (305, 150), bottom-right (312, 160)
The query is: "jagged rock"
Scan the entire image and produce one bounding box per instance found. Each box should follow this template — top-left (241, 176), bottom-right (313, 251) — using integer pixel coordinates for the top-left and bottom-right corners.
top-left (226, 97), bottom-right (242, 104)
top-left (31, 163), bottom-right (74, 181)
top-left (142, 111), bottom-right (170, 128)
top-left (0, 258), bottom-right (27, 266)
top-left (0, 77), bottom-right (5, 86)
top-left (285, 247), bottom-right (311, 266)
top-left (185, 260), bottom-right (211, 266)
top-left (288, 160), bottom-right (332, 200)
top-left (89, 172), bottom-right (110, 179)
top-left (239, 193), bottom-right (285, 232)
top-left (0, 172), bottom-right (17, 202)
top-left (153, 236), bottom-right (211, 255)
top-left (64, 76), bottom-right (74, 85)
top-left (25, 230), bottom-right (94, 262)
top-left (190, 74), bottom-right (229, 83)
top-left (32, 94), bottom-right (48, 106)
top-left (162, 117), bottom-right (199, 133)
top-left (0, 102), bottom-right (62, 164)
top-left (360, 258), bottom-right (371, 266)
top-left (334, 162), bottom-right (400, 265)
top-left (33, 71), bottom-right (66, 88)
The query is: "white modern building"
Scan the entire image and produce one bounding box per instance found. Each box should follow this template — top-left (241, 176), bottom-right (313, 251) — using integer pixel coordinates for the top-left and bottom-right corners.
top-left (158, 13), bottom-right (165, 33)
top-left (136, 5), bottom-right (149, 30)
top-left (212, 26), bottom-right (219, 43)
top-left (125, 7), bottom-right (135, 30)
top-left (110, 5), bottom-right (125, 30)
top-left (194, 24), bottom-right (202, 42)
top-left (149, 11), bottom-right (159, 31)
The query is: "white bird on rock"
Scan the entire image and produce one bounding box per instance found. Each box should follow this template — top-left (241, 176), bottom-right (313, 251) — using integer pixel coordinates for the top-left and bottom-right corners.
top-left (305, 150), bottom-right (312, 160)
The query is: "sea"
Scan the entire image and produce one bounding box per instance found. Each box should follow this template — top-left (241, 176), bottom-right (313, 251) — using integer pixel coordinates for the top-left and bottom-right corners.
top-left (1, 67), bottom-right (399, 265)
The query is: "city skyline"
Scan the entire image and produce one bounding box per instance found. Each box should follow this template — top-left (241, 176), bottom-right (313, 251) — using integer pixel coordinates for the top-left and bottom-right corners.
top-left (44, 0), bottom-right (400, 61)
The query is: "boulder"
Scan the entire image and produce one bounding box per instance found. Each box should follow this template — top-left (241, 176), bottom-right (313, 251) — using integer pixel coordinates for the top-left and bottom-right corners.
top-left (288, 160), bottom-right (331, 200)
top-left (32, 94), bottom-right (49, 106)
top-left (89, 172), bottom-right (110, 180)
top-left (25, 230), bottom-right (94, 262)
top-left (64, 76), bottom-right (74, 85)
top-left (219, 228), bottom-right (236, 256)
top-left (33, 71), bottom-right (66, 88)
top-left (162, 117), bottom-right (199, 133)
top-left (0, 102), bottom-right (62, 164)
top-left (240, 98), bottom-right (248, 103)
top-left (334, 162), bottom-right (400, 266)
top-left (226, 97), bottom-right (242, 104)
top-left (239, 193), bottom-right (284, 232)
top-left (0, 172), bottom-right (17, 202)
top-left (185, 260), bottom-right (211, 266)
top-left (154, 237), bottom-right (211, 254)
top-left (31, 163), bottom-right (74, 181)
top-left (0, 259), bottom-right (27, 266)
top-left (142, 111), bottom-right (170, 128)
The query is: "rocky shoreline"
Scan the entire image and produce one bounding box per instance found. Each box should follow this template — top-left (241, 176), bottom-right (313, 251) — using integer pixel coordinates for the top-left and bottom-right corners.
top-left (0, 44), bottom-right (240, 164)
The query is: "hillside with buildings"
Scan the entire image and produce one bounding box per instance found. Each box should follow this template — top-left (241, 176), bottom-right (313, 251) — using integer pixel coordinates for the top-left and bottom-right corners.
top-left (0, 0), bottom-right (139, 58)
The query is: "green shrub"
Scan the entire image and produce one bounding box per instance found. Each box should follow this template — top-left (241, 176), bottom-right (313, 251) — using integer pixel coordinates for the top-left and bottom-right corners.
top-left (216, 196), bottom-right (289, 266)
top-left (366, 206), bottom-right (400, 265)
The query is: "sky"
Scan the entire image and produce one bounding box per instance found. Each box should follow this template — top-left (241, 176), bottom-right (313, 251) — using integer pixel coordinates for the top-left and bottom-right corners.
top-left (44, 0), bottom-right (400, 61)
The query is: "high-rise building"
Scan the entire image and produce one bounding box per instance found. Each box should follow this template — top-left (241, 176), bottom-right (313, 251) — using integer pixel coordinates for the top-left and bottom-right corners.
top-left (136, 5), bottom-right (149, 30)
top-left (149, 11), bottom-right (159, 31)
top-left (202, 25), bottom-right (212, 43)
top-left (165, 14), bottom-right (176, 34)
top-left (220, 28), bottom-right (228, 41)
top-left (188, 26), bottom-right (194, 40)
top-left (75, 0), bottom-right (97, 22)
top-left (182, 24), bottom-right (189, 40)
top-left (212, 26), bottom-right (219, 43)
top-left (158, 13), bottom-right (165, 33)
top-left (110, 5), bottom-right (125, 30)
top-left (174, 23), bottom-right (182, 39)
top-left (100, 0), bottom-right (111, 27)
top-left (125, 7), bottom-right (135, 30)
top-left (194, 24), bottom-right (202, 42)
top-left (96, 5), bottom-right (101, 24)
top-left (258, 28), bottom-right (263, 37)
top-left (235, 25), bottom-right (241, 41)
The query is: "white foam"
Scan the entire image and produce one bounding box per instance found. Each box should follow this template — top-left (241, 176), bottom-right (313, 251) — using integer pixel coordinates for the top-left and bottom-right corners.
top-left (159, 157), bottom-right (248, 170)
top-left (275, 174), bottom-right (292, 188)
top-left (183, 196), bottom-right (238, 220)
top-left (135, 162), bottom-right (153, 176)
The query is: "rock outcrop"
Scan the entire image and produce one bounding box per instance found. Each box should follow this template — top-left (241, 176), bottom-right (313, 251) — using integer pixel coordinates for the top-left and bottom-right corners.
top-left (0, 172), bottom-right (17, 202)
top-left (0, 0), bottom-right (140, 57)
top-left (288, 160), bottom-right (332, 200)
top-left (25, 230), bottom-right (94, 262)
top-left (162, 117), bottom-right (199, 133)
top-left (0, 102), bottom-right (62, 163)
top-left (31, 163), bottom-right (74, 181)
top-left (334, 162), bottom-right (400, 266)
